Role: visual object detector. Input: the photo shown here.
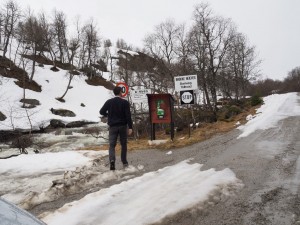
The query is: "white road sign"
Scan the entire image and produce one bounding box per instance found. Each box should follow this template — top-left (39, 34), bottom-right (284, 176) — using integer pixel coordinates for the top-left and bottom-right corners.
top-left (131, 89), bottom-right (150, 103)
top-left (174, 75), bottom-right (198, 91)
top-left (180, 90), bottom-right (194, 104)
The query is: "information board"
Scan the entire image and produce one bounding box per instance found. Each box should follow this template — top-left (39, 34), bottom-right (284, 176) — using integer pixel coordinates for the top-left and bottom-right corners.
top-left (174, 75), bottom-right (198, 91)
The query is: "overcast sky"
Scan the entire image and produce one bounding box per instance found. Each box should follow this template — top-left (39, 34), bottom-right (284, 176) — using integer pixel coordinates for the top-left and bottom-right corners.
top-left (17, 0), bottom-right (300, 81)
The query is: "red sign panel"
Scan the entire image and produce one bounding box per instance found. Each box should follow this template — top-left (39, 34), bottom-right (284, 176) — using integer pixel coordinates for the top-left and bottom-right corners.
top-left (147, 94), bottom-right (172, 124)
top-left (116, 82), bottom-right (129, 97)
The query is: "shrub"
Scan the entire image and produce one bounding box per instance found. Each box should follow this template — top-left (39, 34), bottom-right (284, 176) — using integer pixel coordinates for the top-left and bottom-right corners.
top-left (11, 135), bottom-right (33, 154)
top-left (226, 105), bottom-right (242, 119)
top-left (251, 95), bottom-right (263, 106)
top-left (218, 105), bottom-right (242, 121)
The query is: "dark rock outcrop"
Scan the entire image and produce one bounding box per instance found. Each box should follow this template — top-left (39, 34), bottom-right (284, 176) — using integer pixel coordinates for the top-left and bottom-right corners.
top-left (66, 121), bottom-right (89, 128)
top-left (50, 119), bottom-right (65, 128)
top-left (85, 76), bottom-right (115, 90)
top-left (20, 98), bottom-right (40, 107)
top-left (50, 108), bottom-right (76, 117)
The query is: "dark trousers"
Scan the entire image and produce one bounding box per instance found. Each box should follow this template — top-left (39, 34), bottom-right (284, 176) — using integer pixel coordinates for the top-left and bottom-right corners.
top-left (109, 125), bottom-right (128, 164)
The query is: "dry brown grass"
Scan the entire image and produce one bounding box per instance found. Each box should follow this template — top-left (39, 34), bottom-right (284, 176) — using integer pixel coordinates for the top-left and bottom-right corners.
top-left (78, 105), bottom-right (259, 152)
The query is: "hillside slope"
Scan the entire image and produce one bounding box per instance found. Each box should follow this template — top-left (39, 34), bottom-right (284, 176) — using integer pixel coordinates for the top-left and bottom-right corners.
top-left (0, 61), bottom-right (112, 131)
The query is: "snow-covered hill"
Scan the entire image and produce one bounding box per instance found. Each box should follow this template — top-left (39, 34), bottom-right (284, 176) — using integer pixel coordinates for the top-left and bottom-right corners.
top-left (0, 64), bottom-right (111, 130)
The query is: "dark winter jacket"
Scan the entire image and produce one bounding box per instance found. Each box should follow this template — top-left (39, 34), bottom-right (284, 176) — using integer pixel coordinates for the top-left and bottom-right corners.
top-left (99, 97), bottom-right (133, 129)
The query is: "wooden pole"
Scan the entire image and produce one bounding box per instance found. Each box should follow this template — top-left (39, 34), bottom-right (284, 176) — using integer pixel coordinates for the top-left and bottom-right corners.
top-left (170, 95), bottom-right (175, 141)
top-left (151, 123), bottom-right (156, 140)
top-left (188, 104), bottom-right (191, 138)
top-left (133, 103), bottom-right (137, 140)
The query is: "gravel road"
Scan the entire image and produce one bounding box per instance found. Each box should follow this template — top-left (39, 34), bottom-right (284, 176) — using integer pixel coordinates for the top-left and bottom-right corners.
top-left (123, 113), bottom-right (299, 225)
top-left (30, 105), bottom-right (300, 225)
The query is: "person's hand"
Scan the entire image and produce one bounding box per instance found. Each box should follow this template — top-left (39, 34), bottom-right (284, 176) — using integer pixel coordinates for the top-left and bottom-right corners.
top-left (128, 129), bottom-right (133, 136)
top-left (100, 116), bottom-right (108, 123)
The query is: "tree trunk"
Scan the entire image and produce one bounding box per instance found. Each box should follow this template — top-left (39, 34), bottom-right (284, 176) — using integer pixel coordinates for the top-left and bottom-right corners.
top-left (2, 31), bottom-right (12, 57)
top-left (30, 48), bottom-right (37, 81)
top-left (58, 73), bottom-right (74, 100)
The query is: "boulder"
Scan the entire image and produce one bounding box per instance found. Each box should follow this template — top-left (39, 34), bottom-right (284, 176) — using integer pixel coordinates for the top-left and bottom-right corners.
top-left (50, 108), bottom-right (76, 117)
top-left (20, 98), bottom-right (40, 107)
top-left (50, 119), bottom-right (65, 128)
top-left (66, 121), bottom-right (87, 128)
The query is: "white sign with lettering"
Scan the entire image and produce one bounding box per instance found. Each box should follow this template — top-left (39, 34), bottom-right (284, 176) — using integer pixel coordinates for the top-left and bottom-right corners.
top-left (174, 75), bottom-right (198, 91)
top-left (132, 89), bottom-right (150, 103)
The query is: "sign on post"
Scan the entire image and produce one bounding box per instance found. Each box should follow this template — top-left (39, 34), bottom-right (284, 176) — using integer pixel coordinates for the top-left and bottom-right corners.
top-left (174, 75), bottom-right (197, 91)
top-left (116, 82), bottom-right (129, 97)
top-left (147, 94), bottom-right (175, 141)
top-left (132, 89), bottom-right (150, 103)
top-left (180, 90), bottom-right (194, 105)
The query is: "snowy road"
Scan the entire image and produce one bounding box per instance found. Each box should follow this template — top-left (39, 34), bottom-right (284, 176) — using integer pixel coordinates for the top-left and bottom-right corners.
top-left (137, 94), bottom-right (300, 225)
top-left (136, 94), bottom-right (300, 225)
top-left (1, 93), bottom-right (300, 225)
top-left (153, 111), bottom-right (300, 224)
top-left (30, 93), bottom-right (300, 224)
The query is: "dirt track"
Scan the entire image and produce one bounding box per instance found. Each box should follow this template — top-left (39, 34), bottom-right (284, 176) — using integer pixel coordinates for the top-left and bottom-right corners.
top-left (30, 101), bottom-right (300, 225)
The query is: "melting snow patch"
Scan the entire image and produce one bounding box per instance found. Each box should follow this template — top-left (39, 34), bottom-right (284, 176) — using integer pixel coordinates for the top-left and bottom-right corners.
top-left (148, 140), bottom-right (168, 145)
top-left (137, 164), bottom-right (144, 170)
top-left (246, 114), bottom-right (253, 120)
top-left (237, 93), bottom-right (300, 138)
top-left (42, 160), bottom-right (243, 225)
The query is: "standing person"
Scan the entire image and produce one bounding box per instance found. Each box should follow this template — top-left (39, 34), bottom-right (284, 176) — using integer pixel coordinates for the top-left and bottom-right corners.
top-left (100, 86), bottom-right (133, 170)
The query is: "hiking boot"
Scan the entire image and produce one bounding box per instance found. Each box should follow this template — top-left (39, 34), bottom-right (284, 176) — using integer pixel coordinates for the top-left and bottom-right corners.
top-left (110, 161), bottom-right (115, 171)
top-left (123, 163), bottom-right (129, 169)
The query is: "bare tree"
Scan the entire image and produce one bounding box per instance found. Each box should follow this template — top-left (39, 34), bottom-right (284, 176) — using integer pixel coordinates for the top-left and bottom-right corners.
top-left (0, 11), bottom-right (3, 45)
top-left (48, 13), bottom-right (80, 69)
top-left (17, 10), bottom-right (50, 81)
top-left (116, 38), bottom-right (132, 50)
top-left (67, 36), bottom-right (80, 67)
top-left (46, 19), bottom-right (59, 68)
top-left (144, 19), bottom-right (180, 82)
top-left (52, 9), bottom-right (68, 63)
top-left (81, 19), bottom-right (101, 77)
top-left (188, 8), bottom-right (212, 110)
top-left (54, 17), bottom-right (83, 102)
top-left (227, 33), bottom-right (261, 99)
top-left (102, 39), bottom-right (115, 80)
top-left (282, 67), bottom-right (300, 93)
top-left (188, 3), bottom-right (235, 120)
top-left (175, 23), bottom-right (192, 75)
top-left (5, 102), bottom-right (21, 130)
top-left (56, 71), bottom-right (76, 102)
top-left (1, 0), bottom-right (21, 57)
